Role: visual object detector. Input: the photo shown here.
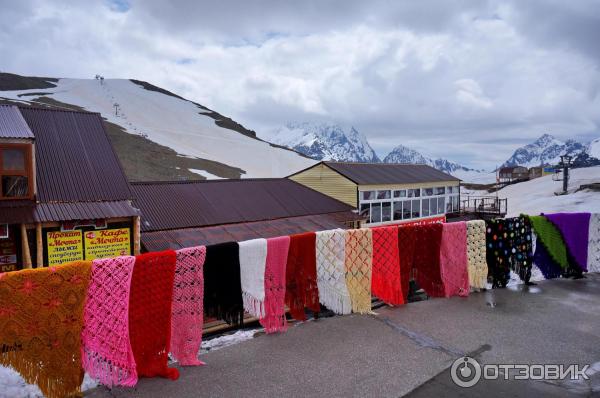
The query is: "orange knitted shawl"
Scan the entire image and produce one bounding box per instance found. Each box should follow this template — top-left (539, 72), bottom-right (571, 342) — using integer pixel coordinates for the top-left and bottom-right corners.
top-left (0, 261), bottom-right (92, 398)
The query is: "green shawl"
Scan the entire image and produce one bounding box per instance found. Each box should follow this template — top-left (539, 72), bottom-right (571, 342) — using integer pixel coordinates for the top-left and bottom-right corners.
top-left (527, 215), bottom-right (569, 268)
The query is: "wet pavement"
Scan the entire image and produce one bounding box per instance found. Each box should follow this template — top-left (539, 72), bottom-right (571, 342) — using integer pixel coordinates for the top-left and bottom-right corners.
top-left (86, 274), bottom-right (600, 397)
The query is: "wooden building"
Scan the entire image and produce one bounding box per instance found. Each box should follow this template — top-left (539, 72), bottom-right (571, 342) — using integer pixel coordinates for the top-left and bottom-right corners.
top-left (0, 105), bottom-right (140, 271)
top-left (498, 166), bottom-right (529, 183)
top-left (288, 161), bottom-right (460, 226)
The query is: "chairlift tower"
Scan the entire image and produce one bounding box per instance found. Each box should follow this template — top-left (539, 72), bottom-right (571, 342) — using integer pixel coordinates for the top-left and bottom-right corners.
top-left (557, 155), bottom-right (572, 194)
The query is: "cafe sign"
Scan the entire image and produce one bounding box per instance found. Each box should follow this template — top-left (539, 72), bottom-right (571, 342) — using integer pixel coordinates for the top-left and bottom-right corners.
top-left (84, 228), bottom-right (131, 261)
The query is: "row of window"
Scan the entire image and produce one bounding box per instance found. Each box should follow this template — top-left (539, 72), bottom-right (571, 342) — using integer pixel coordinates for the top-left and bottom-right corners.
top-left (359, 195), bottom-right (460, 224)
top-left (360, 186), bottom-right (457, 202)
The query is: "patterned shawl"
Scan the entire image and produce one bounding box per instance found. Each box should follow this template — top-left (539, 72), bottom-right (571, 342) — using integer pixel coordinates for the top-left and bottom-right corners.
top-left (129, 251), bottom-right (179, 380)
top-left (344, 228), bottom-right (373, 314)
top-left (316, 229), bottom-right (352, 315)
top-left (238, 238), bottom-right (268, 318)
top-left (545, 213), bottom-right (591, 272)
top-left (533, 241), bottom-right (563, 279)
top-left (439, 222), bottom-right (469, 297)
top-left (260, 236), bottom-right (290, 333)
top-left (82, 256), bottom-right (137, 387)
top-left (397, 225), bottom-right (417, 302)
top-left (0, 261), bottom-right (91, 398)
top-left (588, 214), bottom-right (600, 273)
top-left (285, 232), bottom-right (320, 321)
top-left (371, 225), bottom-right (404, 306)
top-left (466, 220), bottom-right (489, 289)
top-left (203, 242), bottom-right (244, 326)
top-left (528, 215), bottom-right (569, 269)
top-left (170, 246), bottom-right (206, 366)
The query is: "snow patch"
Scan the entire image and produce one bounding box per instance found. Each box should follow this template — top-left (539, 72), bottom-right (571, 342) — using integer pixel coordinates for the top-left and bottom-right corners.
top-left (189, 168), bottom-right (225, 179)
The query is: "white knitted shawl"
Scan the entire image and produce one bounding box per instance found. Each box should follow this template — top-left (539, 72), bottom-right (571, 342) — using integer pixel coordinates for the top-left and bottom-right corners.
top-left (466, 220), bottom-right (488, 289)
top-left (239, 238), bottom-right (268, 318)
top-left (588, 213), bottom-right (600, 273)
top-left (316, 229), bottom-right (352, 315)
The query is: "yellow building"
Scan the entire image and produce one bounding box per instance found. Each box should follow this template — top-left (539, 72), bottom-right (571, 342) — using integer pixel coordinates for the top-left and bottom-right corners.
top-left (289, 161), bottom-right (461, 226)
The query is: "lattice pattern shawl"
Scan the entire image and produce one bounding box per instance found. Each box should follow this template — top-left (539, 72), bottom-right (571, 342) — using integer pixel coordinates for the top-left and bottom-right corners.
top-left (0, 261), bottom-right (91, 398)
top-left (238, 238), bottom-right (268, 318)
top-left (82, 256), bottom-right (137, 387)
top-left (545, 213), bottom-right (591, 272)
top-left (588, 214), bottom-right (600, 273)
top-left (285, 232), bottom-right (320, 321)
top-left (170, 246), bottom-right (206, 366)
top-left (316, 229), bottom-right (352, 315)
top-left (403, 224), bottom-right (445, 298)
top-left (440, 222), bottom-right (469, 297)
top-left (203, 242), bottom-right (244, 326)
top-left (129, 251), bottom-right (179, 380)
top-left (397, 225), bottom-right (417, 302)
top-left (344, 228), bottom-right (373, 314)
top-left (466, 220), bottom-right (489, 289)
top-left (260, 236), bottom-right (290, 333)
top-left (371, 225), bottom-right (404, 306)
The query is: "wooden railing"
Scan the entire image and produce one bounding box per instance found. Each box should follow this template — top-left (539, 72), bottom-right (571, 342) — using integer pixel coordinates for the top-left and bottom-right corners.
top-left (460, 196), bottom-right (507, 216)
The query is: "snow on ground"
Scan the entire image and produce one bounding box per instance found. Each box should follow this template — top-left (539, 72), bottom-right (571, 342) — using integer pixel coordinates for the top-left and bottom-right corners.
top-left (189, 168), bottom-right (225, 179)
top-left (464, 166), bottom-right (600, 217)
top-left (452, 169), bottom-right (497, 184)
top-left (2, 79), bottom-right (315, 178)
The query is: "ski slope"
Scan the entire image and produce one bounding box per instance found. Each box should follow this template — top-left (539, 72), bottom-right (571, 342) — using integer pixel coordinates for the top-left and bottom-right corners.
top-left (1, 78), bottom-right (315, 178)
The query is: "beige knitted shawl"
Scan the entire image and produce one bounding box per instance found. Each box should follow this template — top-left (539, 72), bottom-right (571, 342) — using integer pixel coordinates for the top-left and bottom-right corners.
top-left (316, 229), bottom-right (352, 315)
top-left (344, 228), bottom-right (373, 314)
top-left (466, 220), bottom-right (488, 289)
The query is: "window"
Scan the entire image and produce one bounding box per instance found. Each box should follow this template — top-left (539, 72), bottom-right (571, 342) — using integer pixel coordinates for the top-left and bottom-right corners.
top-left (429, 198), bottom-right (438, 215)
top-left (411, 199), bottom-right (420, 218)
top-left (437, 197), bottom-right (445, 214)
top-left (360, 203), bottom-right (370, 220)
top-left (377, 190), bottom-right (391, 200)
top-left (423, 187), bottom-right (434, 196)
top-left (422, 198), bottom-right (430, 217)
top-left (382, 202), bottom-right (391, 222)
top-left (361, 191), bottom-right (375, 200)
top-left (393, 190), bottom-right (406, 198)
top-left (0, 144), bottom-right (33, 200)
top-left (393, 201), bottom-right (403, 220)
top-left (407, 188), bottom-right (420, 198)
top-left (402, 201), bottom-right (411, 219)
top-left (435, 186), bottom-right (445, 195)
top-left (371, 203), bottom-right (382, 223)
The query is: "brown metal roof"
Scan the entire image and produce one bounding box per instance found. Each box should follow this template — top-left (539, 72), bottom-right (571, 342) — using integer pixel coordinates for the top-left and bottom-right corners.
top-left (0, 105), bottom-right (34, 138)
top-left (141, 212), bottom-right (352, 251)
top-left (0, 200), bottom-right (140, 224)
top-left (18, 107), bottom-right (133, 203)
top-left (321, 161), bottom-right (460, 185)
top-left (131, 178), bottom-right (354, 232)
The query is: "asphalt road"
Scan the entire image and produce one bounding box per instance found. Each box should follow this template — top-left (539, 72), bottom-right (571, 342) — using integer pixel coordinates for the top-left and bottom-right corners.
top-left (87, 274), bottom-right (600, 397)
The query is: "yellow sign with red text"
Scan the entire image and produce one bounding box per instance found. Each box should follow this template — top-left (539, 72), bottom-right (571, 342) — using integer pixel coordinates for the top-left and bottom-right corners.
top-left (84, 228), bottom-right (131, 261)
top-left (47, 230), bottom-right (84, 266)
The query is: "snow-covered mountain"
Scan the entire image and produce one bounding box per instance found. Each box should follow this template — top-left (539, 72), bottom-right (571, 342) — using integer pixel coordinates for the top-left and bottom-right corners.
top-left (501, 134), bottom-right (589, 168)
top-left (383, 144), bottom-right (477, 174)
top-left (272, 122), bottom-right (380, 162)
top-left (0, 73), bottom-right (315, 180)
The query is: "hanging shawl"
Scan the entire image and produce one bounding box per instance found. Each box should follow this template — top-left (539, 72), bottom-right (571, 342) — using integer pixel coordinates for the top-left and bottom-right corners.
top-left (285, 232), bottom-right (320, 321)
top-left (82, 256), bottom-right (137, 387)
top-left (545, 213), bottom-right (591, 272)
top-left (260, 236), bottom-right (290, 333)
top-left (485, 218), bottom-right (533, 287)
top-left (588, 214), bottom-right (600, 273)
top-left (203, 242), bottom-right (244, 326)
top-left (344, 228), bottom-right (373, 314)
top-left (238, 238), bottom-right (268, 318)
top-left (533, 241), bottom-right (563, 279)
top-left (466, 220), bottom-right (489, 289)
top-left (371, 225), bottom-right (404, 306)
top-left (170, 246), bottom-right (206, 366)
top-left (397, 225), bottom-right (417, 302)
top-left (0, 261), bottom-right (91, 398)
top-left (439, 222), bottom-right (469, 297)
top-left (412, 224), bottom-right (445, 297)
top-left (316, 229), bottom-right (352, 315)
top-left (528, 215), bottom-right (569, 269)
top-left (511, 216), bottom-right (534, 283)
top-left (129, 251), bottom-right (179, 380)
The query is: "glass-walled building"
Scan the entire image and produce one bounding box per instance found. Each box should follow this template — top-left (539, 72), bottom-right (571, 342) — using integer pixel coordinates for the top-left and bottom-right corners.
top-left (289, 161), bottom-right (461, 227)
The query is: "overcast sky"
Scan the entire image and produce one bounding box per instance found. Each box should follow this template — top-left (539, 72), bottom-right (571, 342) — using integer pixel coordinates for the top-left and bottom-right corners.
top-left (1, 0), bottom-right (600, 168)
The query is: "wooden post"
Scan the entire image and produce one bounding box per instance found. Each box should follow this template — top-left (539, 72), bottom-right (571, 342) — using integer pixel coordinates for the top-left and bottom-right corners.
top-left (20, 224), bottom-right (32, 269)
top-left (36, 223), bottom-right (43, 268)
top-left (133, 216), bottom-right (141, 255)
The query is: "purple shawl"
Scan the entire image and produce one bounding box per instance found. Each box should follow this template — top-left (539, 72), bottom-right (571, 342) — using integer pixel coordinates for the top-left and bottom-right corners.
top-left (544, 213), bottom-right (591, 272)
top-left (534, 242), bottom-right (563, 279)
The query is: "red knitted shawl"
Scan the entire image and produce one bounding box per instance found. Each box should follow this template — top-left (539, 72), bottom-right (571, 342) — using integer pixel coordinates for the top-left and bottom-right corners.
top-left (260, 236), bottom-right (290, 333)
top-left (439, 222), bottom-right (469, 298)
top-left (129, 250), bottom-right (179, 380)
top-left (371, 225), bottom-right (404, 305)
top-left (285, 232), bottom-right (320, 321)
top-left (398, 223), bottom-right (444, 299)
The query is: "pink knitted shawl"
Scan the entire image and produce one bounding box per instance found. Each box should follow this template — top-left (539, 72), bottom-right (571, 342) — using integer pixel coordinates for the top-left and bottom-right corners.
top-left (81, 256), bottom-right (137, 387)
top-left (439, 222), bottom-right (469, 298)
top-left (170, 246), bottom-right (206, 366)
top-left (260, 236), bottom-right (290, 334)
